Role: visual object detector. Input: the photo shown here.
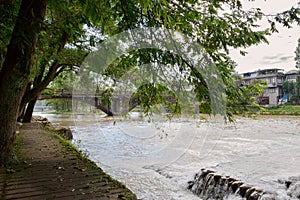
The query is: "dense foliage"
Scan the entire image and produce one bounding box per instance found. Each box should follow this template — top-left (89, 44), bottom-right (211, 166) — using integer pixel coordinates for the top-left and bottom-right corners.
top-left (296, 38), bottom-right (300, 69)
top-left (282, 37), bottom-right (300, 105)
top-left (283, 80), bottom-right (300, 104)
top-left (0, 0), bottom-right (299, 164)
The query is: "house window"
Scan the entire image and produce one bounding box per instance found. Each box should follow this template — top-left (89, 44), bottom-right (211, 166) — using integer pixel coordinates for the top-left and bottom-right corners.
top-left (268, 78), bottom-right (272, 84)
top-left (269, 88), bottom-right (275, 93)
top-left (272, 77), bottom-right (276, 84)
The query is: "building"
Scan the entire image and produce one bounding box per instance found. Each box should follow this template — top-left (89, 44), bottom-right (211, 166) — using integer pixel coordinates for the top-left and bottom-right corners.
top-left (241, 69), bottom-right (285, 106)
top-left (285, 70), bottom-right (299, 82)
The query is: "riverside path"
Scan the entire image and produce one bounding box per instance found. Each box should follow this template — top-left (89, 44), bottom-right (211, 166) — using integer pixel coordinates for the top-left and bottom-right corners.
top-left (0, 122), bottom-right (137, 200)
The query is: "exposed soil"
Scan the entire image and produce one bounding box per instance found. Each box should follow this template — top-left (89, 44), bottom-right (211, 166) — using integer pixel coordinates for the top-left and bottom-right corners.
top-left (0, 122), bottom-right (137, 200)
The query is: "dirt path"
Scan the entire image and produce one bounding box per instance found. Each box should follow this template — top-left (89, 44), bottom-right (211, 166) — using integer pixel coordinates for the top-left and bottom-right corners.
top-left (0, 122), bottom-right (137, 200)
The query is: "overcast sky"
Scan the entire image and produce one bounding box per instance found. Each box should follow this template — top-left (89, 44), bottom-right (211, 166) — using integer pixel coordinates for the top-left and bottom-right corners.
top-left (230, 0), bottom-right (300, 73)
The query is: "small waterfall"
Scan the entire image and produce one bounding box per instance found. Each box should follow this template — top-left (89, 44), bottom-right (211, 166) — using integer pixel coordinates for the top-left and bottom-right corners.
top-left (278, 176), bottom-right (300, 199)
top-left (287, 181), bottom-right (300, 199)
top-left (188, 169), bottom-right (275, 200)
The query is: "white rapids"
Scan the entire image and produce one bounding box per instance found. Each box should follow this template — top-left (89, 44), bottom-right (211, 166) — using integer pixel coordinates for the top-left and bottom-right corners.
top-left (38, 113), bottom-right (300, 200)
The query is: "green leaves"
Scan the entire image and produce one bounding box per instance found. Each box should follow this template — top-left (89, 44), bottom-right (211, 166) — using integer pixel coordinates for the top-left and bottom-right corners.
top-left (2, 0), bottom-right (296, 119)
top-left (295, 38), bottom-right (300, 69)
top-left (283, 79), bottom-right (300, 104)
top-left (0, 1), bottom-right (20, 67)
top-left (275, 7), bottom-right (300, 28)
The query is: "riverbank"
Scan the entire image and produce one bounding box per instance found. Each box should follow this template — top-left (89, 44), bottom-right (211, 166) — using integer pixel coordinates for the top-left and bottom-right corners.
top-left (22, 113), bottom-right (300, 199)
top-left (0, 122), bottom-right (137, 199)
top-left (41, 104), bottom-right (300, 119)
top-left (259, 104), bottom-right (300, 115)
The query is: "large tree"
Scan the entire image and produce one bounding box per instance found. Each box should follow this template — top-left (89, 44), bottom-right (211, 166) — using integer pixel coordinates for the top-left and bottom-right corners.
top-left (0, 0), bottom-right (47, 164)
top-left (0, 0), bottom-right (299, 165)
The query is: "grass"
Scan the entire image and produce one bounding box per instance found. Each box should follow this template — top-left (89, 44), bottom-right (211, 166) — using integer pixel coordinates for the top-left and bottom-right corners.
top-left (3, 133), bottom-right (22, 167)
top-left (13, 133), bottom-right (21, 160)
top-left (260, 104), bottom-right (300, 115)
top-left (43, 125), bottom-right (136, 199)
top-left (43, 125), bottom-right (100, 169)
top-left (46, 110), bottom-right (75, 115)
top-left (1, 132), bottom-right (22, 199)
top-left (45, 110), bottom-right (106, 115)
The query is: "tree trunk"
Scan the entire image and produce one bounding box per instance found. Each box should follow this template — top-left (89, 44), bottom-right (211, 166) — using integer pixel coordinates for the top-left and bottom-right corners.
top-left (19, 60), bottom-right (46, 122)
top-left (22, 97), bottom-right (38, 123)
top-left (17, 106), bottom-right (26, 122)
top-left (0, 0), bottom-right (47, 165)
top-left (20, 32), bottom-right (68, 109)
top-left (17, 82), bottom-right (32, 122)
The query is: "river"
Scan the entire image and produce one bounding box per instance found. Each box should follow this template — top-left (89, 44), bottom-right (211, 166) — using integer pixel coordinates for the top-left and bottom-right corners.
top-left (36, 113), bottom-right (300, 200)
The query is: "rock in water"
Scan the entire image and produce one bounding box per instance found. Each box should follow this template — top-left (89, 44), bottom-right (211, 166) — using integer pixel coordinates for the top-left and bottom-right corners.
top-left (188, 169), bottom-right (275, 200)
top-left (32, 115), bottom-right (49, 125)
top-left (54, 127), bottom-right (73, 140)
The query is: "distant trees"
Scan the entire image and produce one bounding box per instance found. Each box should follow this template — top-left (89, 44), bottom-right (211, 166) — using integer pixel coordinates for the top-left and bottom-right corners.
top-left (282, 79), bottom-right (300, 104)
top-left (296, 38), bottom-right (300, 69)
top-left (282, 39), bottom-right (300, 104)
top-left (43, 70), bottom-right (76, 113)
